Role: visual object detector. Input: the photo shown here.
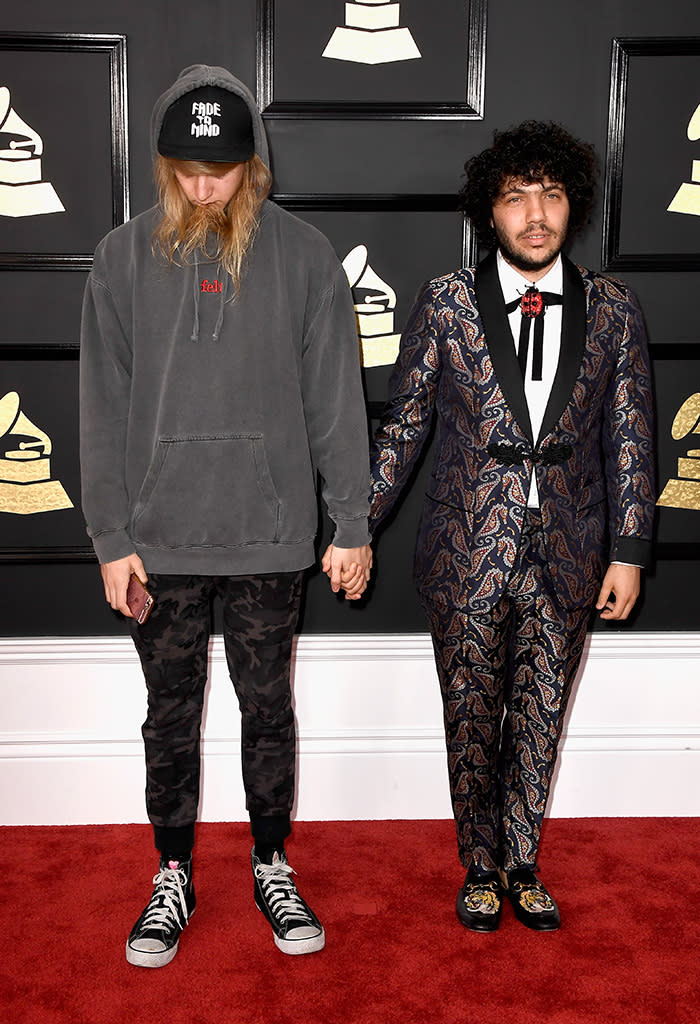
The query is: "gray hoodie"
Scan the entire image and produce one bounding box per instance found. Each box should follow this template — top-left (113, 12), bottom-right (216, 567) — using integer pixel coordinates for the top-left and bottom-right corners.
top-left (80, 65), bottom-right (370, 574)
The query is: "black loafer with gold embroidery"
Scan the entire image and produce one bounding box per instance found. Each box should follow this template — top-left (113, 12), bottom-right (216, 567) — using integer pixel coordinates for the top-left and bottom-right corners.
top-left (502, 867), bottom-right (560, 931)
top-left (456, 868), bottom-right (503, 932)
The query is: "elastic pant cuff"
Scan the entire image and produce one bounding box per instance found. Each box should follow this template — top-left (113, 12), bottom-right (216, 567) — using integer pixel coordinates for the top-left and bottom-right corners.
top-left (153, 823), bottom-right (196, 861)
top-left (250, 813), bottom-right (291, 848)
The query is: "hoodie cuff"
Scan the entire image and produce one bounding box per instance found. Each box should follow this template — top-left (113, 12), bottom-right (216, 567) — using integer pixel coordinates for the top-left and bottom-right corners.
top-left (332, 516), bottom-right (371, 549)
top-left (90, 527), bottom-right (137, 565)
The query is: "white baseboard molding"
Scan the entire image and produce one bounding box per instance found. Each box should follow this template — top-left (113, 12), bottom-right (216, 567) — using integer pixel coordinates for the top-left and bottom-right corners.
top-left (1, 633), bottom-right (698, 825)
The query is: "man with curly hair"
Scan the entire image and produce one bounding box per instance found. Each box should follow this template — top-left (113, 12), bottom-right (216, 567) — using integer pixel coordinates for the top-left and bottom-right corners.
top-left (367, 121), bottom-right (654, 932)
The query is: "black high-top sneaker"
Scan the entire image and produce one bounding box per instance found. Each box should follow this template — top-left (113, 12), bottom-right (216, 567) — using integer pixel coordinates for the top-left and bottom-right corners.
top-left (252, 848), bottom-right (325, 955)
top-left (126, 858), bottom-right (196, 967)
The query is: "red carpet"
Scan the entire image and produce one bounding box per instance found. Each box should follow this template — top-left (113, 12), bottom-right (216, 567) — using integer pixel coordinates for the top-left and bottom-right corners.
top-left (2, 818), bottom-right (698, 1024)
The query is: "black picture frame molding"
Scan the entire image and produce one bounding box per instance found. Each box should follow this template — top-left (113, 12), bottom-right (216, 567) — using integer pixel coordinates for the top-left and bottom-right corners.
top-left (0, 32), bottom-right (129, 272)
top-left (257, 0), bottom-right (487, 120)
top-left (602, 36), bottom-right (700, 272)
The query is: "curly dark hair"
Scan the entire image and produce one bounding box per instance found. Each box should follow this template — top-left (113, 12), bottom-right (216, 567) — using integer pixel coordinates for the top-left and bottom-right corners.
top-left (458, 120), bottom-right (598, 251)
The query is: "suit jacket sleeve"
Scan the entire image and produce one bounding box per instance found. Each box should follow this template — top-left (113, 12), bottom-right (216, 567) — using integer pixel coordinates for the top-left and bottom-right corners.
top-left (369, 282), bottom-right (442, 531)
top-left (602, 285), bottom-right (655, 568)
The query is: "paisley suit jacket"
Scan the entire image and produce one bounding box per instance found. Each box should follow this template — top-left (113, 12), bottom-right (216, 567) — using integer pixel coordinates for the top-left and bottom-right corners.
top-left (369, 252), bottom-right (655, 615)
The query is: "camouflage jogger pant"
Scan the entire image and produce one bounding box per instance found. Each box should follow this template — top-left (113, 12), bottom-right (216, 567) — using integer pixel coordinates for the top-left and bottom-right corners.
top-left (128, 571), bottom-right (303, 845)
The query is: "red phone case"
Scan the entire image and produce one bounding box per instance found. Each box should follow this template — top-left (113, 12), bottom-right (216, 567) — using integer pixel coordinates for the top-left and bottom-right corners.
top-left (126, 573), bottom-right (154, 624)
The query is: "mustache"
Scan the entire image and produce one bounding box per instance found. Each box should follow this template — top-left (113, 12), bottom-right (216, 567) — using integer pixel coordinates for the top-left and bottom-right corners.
top-left (517, 223), bottom-right (554, 238)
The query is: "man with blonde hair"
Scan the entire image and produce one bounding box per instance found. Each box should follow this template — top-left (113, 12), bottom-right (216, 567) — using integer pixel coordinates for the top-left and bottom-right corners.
top-left (80, 65), bottom-right (371, 968)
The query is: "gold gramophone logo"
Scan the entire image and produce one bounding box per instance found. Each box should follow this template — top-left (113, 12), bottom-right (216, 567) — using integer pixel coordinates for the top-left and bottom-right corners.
top-left (323, 1), bottom-right (421, 65)
top-left (0, 391), bottom-right (73, 514)
top-left (0, 85), bottom-right (65, 218)
top-left (342, 245), bottom-right (401, 369)
top-left (667, 102), bottom-right (700, 218)
top-left (657, 393), bottom-right (700, 512)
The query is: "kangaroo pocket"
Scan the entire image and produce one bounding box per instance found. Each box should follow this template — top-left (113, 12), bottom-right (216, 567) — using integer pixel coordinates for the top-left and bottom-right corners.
top-left (132, 434), bottom-right (281, 548)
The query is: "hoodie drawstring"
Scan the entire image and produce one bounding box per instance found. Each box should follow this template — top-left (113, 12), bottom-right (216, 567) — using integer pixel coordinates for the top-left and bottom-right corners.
top-left (212, 273), bottom-right (229, 342)
top-left (190, 257), bottom-right (201, 342)
top-left (190, 259), bottom-right (229, 342)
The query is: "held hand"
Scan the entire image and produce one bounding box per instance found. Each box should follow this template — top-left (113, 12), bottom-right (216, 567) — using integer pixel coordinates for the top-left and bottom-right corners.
top-left (321, 543), bottom-right (372, 601)
top-left (100, 553), bottom-right (148, 617)
top-left (595, 564), bottom-right (641, 621)
top-left (337, 562), bottom-right (367, 599)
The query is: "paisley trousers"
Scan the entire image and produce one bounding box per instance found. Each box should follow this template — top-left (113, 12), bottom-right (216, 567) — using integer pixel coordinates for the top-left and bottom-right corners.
top-left (423, 509), bottom-right (591, 873)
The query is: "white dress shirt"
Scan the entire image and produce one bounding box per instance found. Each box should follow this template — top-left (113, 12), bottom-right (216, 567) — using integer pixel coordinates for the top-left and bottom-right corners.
top-left (494, 250), bottom-right (636, 569)
top-left (496, 250), bottom-right (563, 507)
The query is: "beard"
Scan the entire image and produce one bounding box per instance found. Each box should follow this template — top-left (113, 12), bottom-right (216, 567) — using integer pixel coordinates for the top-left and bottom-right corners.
top-left (495, 222), bottom-right (566, 274)
top-left (181, 201), bottom-right (230, 253)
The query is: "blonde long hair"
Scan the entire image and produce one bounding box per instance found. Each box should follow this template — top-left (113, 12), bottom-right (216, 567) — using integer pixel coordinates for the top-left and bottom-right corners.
top-left (152, 153), bottom-right (272, 291)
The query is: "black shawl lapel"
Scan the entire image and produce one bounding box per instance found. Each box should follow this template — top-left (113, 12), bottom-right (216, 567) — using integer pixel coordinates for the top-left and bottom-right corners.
top-left (536, 254), bottom-right (587, 446)
top-left (474, 251), bottom-right (533, 444)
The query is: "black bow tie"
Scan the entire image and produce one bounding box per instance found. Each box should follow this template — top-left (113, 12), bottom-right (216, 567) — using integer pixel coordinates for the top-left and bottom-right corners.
top-left (504, 286), bottom-right (562, 381)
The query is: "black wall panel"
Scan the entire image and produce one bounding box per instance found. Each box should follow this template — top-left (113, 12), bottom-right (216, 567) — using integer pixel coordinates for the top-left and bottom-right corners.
top-left (1, 0), bottom-right (699, 635)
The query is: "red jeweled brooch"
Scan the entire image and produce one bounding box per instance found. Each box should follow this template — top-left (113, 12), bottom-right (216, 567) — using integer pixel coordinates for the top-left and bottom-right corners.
top-left (521, 289), bottom-right (544, 318)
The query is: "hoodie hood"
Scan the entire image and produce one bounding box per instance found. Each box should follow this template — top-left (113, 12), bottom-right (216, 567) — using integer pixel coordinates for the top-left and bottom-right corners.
top-left (150, 66), bottom-right (270, 342)
top-left (151, 64), bottom-right (269, 167)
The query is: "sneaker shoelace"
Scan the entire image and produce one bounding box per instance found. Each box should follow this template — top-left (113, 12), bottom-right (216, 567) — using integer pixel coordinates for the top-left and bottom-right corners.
top-left (140, 864), bottom-right (190, 933)
top-left (254, 859), bottom-right (314, 925)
